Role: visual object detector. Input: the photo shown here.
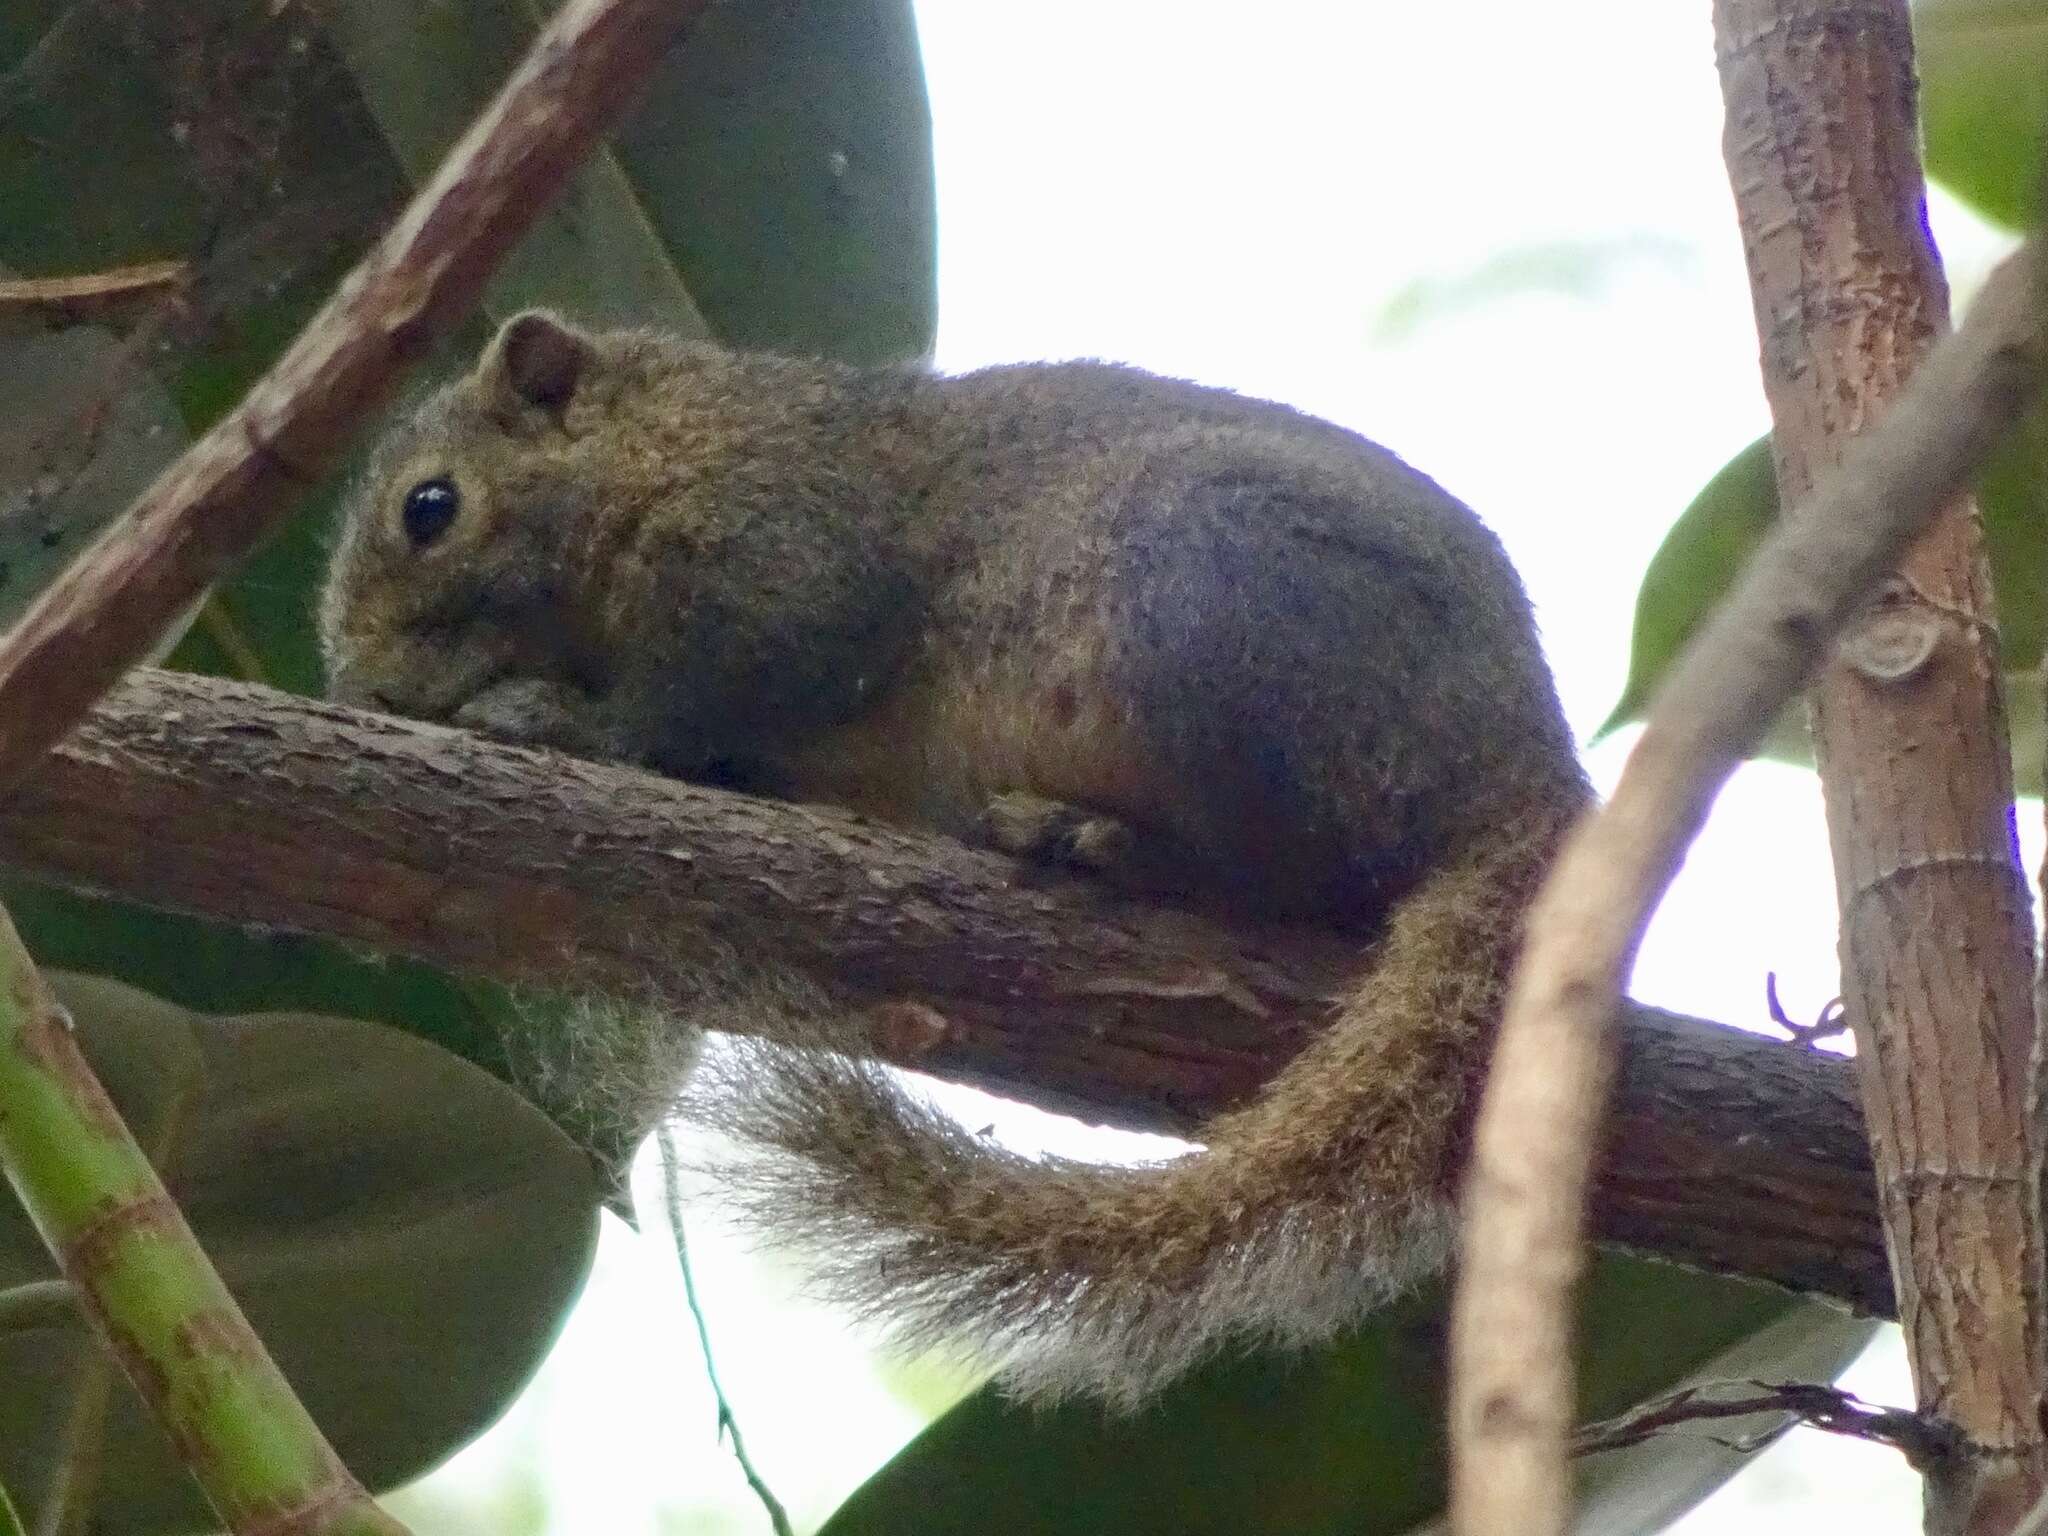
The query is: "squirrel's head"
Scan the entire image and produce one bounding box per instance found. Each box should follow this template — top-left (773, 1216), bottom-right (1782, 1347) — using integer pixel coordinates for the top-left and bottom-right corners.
top-left (321, 310), bottom-right (617, 725)
top-left (326, 310), bottom-right (916, 771)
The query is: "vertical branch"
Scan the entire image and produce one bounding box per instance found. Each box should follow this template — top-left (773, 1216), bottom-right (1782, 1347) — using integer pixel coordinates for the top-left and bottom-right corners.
top-left (0, 903), bottom-right (408, 1536)
top-left (1715, 1), bottom-right (2045, 1529)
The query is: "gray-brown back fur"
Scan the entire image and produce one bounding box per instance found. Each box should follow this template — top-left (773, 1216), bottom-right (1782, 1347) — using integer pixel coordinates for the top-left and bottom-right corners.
top-left (322, 312), bottom-right (1591, 1403)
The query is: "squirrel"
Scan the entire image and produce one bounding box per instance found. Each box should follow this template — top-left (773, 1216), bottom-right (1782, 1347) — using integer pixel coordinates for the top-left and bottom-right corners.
top-left (320, 310), bottom-right (1591, 1406)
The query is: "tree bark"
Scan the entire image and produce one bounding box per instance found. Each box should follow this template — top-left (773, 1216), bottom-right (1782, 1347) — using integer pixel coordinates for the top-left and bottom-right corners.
top-left (0, 668), bottom-right (1893, 1314)
top-left (1716, 1), bottom-right (2045, 1528)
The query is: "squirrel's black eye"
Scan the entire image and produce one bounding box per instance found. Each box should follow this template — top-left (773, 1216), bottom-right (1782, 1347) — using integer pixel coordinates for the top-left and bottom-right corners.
top-left (401, 478), bottom-right (461, 548)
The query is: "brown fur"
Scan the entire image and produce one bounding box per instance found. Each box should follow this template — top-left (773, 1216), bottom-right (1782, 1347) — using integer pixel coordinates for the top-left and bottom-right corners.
top-left (322, 311), bottom-right (1591, 1402)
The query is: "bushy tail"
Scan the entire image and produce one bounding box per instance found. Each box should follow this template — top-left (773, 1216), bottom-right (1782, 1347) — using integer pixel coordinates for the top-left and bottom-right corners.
top-left (678, 804), bottom-right (1576, 1406)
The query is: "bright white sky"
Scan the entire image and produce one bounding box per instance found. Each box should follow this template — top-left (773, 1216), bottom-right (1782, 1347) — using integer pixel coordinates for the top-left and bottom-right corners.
top-left (387, 3), bottom-right (2027, 1530)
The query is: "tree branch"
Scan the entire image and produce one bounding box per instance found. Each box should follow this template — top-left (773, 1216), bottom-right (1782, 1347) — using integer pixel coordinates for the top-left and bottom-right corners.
top-left (1574, 1380), bottom-right (1953, 1469)
top-left (1446, 232), bottom-right (2046, 1536)
top-left (0, 667), bottom-right (1892, 1312)
top-left (0, 0), bottom-right (713, 797)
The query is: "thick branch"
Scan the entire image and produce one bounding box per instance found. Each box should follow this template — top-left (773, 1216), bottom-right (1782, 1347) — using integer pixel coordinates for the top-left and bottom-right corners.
top-left (0, 668), bottom-right (1891, 1312)
top-left (0, 0), bottom-right (711, 795)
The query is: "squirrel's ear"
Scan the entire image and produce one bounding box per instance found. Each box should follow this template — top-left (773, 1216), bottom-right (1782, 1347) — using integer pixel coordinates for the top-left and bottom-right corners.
top-left (479, 310), bottom-right (594, 419)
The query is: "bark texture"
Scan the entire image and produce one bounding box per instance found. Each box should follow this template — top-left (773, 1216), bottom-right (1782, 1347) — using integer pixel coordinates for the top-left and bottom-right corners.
top-left (1717, 1), bottom-right (2045, 1527)
top-left (0, 669), bottom-right (1892, 1311)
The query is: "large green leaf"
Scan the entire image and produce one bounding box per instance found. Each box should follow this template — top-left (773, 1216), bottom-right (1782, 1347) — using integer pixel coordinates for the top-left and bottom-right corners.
top-left (1917, 0), bottom-right (2048, 230)
top-left (1600, 423), bottom-right (2048, 792)
top-left (0, 2), bottom-right (422, 698)
top-left (323, 0), bottom-right (710, 335)
top-left (0, 972), bottom-right (602, 1536)
top-left (0, 881), bottom-right (508, 1082)
top-left (329, 0), bottom-right (936, 362)
top-left (818, 1263), bottom-right (1871, 1536)
top-left (0, 317), bottom-right (190, 639)
top-left (608, 0), bottom-right (937, 364)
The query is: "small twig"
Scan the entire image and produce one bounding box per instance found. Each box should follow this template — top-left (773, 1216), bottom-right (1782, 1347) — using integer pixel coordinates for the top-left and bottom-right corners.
top-left (657, 1125), bottom-right (794, 1536)
top-left (1763, 972), bottom-right (1848, 1048)
top-left (0, 261), bottom-right (189, 323)
top-left (0, 0), bottom-right (716, 795)
top-left (1574, 1379), bottom-right (1956, 1470)
top-left (1447, 243), bottom-right (2046, 1536)
top-left (193, 597), bottom-right (272, 686)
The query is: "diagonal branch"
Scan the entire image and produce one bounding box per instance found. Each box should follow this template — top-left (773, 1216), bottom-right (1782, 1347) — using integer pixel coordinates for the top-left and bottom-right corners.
top-left (0, 667), bottom-right (1891, 1313)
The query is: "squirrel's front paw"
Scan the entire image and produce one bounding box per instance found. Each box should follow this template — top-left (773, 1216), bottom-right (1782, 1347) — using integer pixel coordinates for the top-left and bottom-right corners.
top-left (979, 791), bottom-right (1136, 875)
top-left (453, 677), bottom-right (604, 755)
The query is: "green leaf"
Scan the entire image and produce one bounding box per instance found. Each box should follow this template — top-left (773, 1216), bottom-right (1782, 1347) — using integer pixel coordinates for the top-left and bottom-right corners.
top-left (818, 1263), bottom-right (1871, 1536)
top-left (1601, 423), bottom-right (2048, 793)
top-left (609, 0), bottom-right (938, 364)
top-left (327, 0), bottom-right (937, 363)
top-left (0, 5), bottom-right (417, 684)
top-left (1597, 436), bottom-right (1781, 747)
top-left (1, 880), bottom-right (506, 1073)
top-left (1917, 0), bottom-right (2048, 230)
top-left (0, 972), bottom-right (601, 1536)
